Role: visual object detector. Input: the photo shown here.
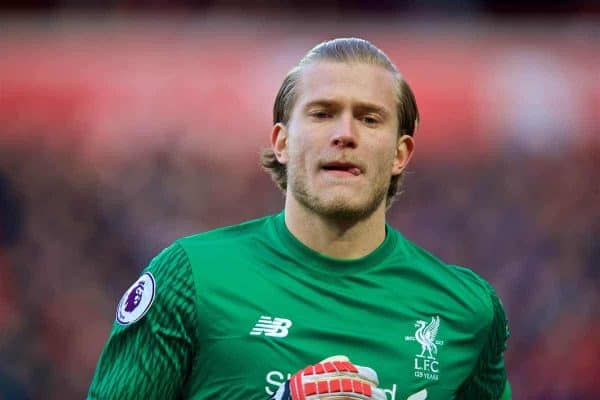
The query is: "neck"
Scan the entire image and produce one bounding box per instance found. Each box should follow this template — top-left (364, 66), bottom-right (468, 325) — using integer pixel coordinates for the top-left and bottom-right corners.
top-left (284, 195), bottom-right (387, 259)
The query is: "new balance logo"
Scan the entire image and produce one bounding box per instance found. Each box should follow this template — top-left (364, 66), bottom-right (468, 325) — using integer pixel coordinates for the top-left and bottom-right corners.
top-left (250, 316), bottom-right (293, 338)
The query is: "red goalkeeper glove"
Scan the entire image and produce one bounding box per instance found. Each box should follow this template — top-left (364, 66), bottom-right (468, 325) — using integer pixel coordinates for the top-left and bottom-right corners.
top-left (269, 356), bottom-right (386, 400)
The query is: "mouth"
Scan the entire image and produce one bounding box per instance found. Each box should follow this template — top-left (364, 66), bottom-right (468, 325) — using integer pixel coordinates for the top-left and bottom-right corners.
top-left (321, 161), bottom-right (362, 176)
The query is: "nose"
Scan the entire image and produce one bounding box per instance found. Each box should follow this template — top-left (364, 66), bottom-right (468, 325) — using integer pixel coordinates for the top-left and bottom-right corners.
top-left (331, 113), bottom-right (357, 149)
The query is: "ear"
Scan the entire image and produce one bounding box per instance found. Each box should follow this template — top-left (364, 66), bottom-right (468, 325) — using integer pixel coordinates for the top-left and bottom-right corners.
top-left (271, 123), bottom-right (289, 164)
top-left (391, 134), bottom-right (415, 176)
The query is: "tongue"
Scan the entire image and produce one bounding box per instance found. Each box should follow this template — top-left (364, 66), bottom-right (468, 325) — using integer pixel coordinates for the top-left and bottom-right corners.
top-left (324, 166), bottom-right (361, 175)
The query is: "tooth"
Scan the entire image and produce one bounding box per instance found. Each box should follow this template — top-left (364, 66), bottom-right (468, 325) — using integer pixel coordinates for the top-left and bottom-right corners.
top-left (350, 167), bottom-right (360, 175)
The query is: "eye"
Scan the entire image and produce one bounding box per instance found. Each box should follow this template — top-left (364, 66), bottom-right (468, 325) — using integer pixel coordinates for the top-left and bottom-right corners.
top-left (310, 110), bottom-right (331, 119)
top-left (362, 115), bottom-right (380, 125)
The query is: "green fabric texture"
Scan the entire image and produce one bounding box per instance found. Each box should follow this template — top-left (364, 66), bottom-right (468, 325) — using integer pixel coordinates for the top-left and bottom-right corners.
top-left (89, 213), bottom-right (509, 399)
top-left (88, 242), bottom-right (199, 399)
top-left (453, 268), bottom-right (510, 399)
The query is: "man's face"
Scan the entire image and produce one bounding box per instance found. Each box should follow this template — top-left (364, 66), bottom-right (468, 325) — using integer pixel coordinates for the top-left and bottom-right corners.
top-left (276, 61), bottom-right (406, 220)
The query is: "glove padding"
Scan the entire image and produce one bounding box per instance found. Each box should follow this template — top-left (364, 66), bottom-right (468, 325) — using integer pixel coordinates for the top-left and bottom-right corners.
top-left (269, 356), bottom-right (387, 400)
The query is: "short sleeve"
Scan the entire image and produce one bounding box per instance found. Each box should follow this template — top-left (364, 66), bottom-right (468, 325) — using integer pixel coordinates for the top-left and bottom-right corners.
top-left (456, 278), bottom-right (510, 400)
top-left (88, 242), bottom-right (198, 399)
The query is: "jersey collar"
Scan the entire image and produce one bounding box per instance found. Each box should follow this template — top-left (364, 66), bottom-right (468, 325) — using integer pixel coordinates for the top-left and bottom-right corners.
top-left (270, 211), bottom-right (399, 275)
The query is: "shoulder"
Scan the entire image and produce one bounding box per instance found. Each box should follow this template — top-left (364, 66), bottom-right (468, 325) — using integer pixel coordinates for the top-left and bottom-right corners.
top-left (143, 215), bottom-right (274, 273)
top-left (171, 214), bottom-right (279, 283)
top-left (176, 214), bottom-right (275, 252)
top-left (394, 234), bottom-right (502, 327)
top-left (446, 265), bottom-right (504, 327)
top-left (113, 240), bottom-right (197, 328)
top-left (397, 234), bottom-right (493, 295)
top-left (140, 240), bottom-right (192, 288)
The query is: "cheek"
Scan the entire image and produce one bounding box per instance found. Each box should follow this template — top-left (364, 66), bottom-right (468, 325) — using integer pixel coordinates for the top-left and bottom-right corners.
top-left (288, 136), bottom-right (315, 166)
top-left (371, 142), bottom-right (397, 168)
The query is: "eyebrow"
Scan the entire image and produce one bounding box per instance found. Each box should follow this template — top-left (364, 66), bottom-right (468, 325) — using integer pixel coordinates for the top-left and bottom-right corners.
top-left (303, 99), bottom-right (391, 118)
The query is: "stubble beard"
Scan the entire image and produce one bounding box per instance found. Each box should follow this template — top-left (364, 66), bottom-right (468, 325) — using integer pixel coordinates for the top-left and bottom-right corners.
top-left (287, 166), bottom-right (388, 221)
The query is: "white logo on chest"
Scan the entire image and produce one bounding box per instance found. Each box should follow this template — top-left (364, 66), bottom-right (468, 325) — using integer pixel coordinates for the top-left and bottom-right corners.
top-left (404, 315), bottom-right (444, 381)
top-left (250, 316), bottom-right (293, 338)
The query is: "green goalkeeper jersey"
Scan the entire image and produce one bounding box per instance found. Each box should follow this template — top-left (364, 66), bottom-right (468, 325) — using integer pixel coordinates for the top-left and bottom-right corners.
top-left (88, 212), bottom-right (510, 400)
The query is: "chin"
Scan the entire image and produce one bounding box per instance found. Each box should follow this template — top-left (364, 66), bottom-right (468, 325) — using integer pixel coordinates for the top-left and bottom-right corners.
top-left (322, 207), bottom-right (375, 220)
top-left (309, 196), bottom-right (383, 220)
top-left (290, 179), bottom-right (388, 221)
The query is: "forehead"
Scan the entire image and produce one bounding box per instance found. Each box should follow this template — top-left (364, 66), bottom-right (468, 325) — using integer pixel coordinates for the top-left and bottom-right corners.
top-left (294, 61), bottom-right (397, 112)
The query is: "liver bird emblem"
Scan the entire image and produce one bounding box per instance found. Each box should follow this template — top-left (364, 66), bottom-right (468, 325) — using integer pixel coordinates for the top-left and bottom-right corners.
top-left (404, 315), bottom-right (445, 360)
top-left (415, 316), bottom-right (440, 359)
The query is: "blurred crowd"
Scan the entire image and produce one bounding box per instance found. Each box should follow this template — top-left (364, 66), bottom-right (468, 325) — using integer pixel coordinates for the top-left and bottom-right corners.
top-left (2, 0), bottom-right (600, 16)
top-left (0, 134), bottom-right (597, 399)
top-left (1, 0), bottom-right (598, 397)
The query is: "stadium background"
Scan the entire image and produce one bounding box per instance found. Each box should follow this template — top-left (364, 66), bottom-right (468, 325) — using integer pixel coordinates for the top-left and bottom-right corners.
top-left (0, 1), bottom-right (598, 398)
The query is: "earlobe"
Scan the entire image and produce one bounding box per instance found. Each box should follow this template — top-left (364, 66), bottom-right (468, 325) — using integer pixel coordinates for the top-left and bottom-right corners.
top-left (271, 123), bottom-right (289, 164)
top-left (392, 135), bottom-right (415, 176)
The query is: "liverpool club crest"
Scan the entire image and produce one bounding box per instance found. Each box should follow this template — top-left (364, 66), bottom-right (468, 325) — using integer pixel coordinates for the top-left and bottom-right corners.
top-left (404, 316), bottom-right (444, 381)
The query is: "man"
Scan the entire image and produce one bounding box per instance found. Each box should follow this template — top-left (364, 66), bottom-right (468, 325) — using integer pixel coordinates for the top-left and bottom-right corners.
top-left (88, 38), bottom-right (511, 400)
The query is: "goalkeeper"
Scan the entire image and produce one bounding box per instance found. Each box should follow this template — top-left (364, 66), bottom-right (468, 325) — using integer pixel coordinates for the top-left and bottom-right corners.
top-left (88, 37), bottom-right (511, 400)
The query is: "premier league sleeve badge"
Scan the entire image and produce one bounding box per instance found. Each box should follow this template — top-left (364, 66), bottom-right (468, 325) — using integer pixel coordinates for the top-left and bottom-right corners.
top-left (115, 272), bottom-right (156, 326)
